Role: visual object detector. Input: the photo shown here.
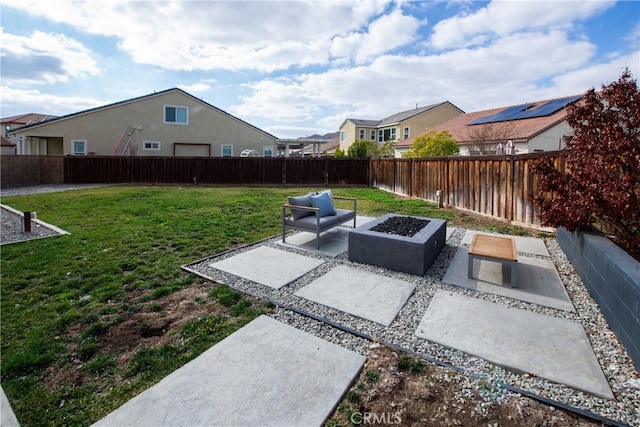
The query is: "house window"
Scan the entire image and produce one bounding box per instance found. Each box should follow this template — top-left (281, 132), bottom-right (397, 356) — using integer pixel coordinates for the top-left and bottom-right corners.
top-left (221, 144), bottom-right (233, 157)
top-left (340, 131), bottom-right (345, 142)
top-left (4, 125), bottom-right (10, 137)
top-left (142, 140), bottom-right (161, 151)
top-left (263, 146), bottom-right (274, 157)
top-left (378, 128), bottom-right (397, 142)
top-left (370, 130), bottom-right (375, 141)
top-left (359, 129), bottom-right (365, 140)
top-left (164, 105), bottom-right (188, 124)
top-left (403, 126), bottom-right (410, 140)
top-left (71, 139), bottom-right (87, 155)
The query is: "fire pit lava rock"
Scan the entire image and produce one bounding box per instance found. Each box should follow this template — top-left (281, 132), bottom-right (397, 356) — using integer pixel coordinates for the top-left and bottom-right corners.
top-left (348, 214), bottom-right (446, 276)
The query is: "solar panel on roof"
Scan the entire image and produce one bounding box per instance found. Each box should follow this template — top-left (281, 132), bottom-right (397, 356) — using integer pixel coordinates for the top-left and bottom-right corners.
top-left (468, 104), bottom-right (533, 125)
top-left (518, 95), bottom-right (582, 119)
top-left (468, 95), bottom-right (582, 125)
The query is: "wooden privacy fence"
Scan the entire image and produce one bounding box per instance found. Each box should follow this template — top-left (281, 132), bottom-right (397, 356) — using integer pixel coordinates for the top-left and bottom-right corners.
top-left (63, 156), bottom-right (370, 187)
top-left (370, 152), bottom-right (565, 228)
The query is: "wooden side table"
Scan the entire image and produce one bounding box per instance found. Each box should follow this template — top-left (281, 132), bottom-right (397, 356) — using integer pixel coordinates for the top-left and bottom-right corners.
top-left (468, 234), bottom-right (518, 287)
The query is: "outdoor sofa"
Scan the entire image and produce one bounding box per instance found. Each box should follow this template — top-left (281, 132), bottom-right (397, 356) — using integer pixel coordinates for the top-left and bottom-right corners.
top-left (282, 190), bottom-right (357, 249)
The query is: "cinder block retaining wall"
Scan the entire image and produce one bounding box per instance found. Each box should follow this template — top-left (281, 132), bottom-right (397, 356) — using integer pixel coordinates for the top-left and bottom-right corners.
top-left (1, 155), bottom-right (64, 188)
top-left (557, 227), bottom-right (640, 371)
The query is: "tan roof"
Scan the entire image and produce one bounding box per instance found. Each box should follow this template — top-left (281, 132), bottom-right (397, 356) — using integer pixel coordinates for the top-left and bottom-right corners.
top-left (395, 95), bottom-right (582, 147)
top-left (322, 135), bottom-right (341, 154)
top-left (1, 136), bottom-right (16, 146)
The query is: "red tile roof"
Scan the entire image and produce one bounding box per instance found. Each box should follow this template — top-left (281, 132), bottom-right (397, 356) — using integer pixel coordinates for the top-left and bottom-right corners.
top-left (1, 136), bottom-right (16, 146)
top-left (1, 113), bottom-right (56, 125)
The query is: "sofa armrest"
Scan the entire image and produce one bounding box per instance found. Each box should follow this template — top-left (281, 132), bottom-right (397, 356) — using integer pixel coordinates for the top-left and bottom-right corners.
top-left (282, 204), bottom-right (320, 222)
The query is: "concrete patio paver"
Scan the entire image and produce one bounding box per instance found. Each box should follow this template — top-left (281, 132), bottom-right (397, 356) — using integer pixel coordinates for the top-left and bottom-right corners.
top-left (1, 387), bottom-right (19, 427)
top-left (444, 246), bottom-right (574, 312)
top-left (93, 315), bottom-right (365, 427)
top-left (295, 265), bottom-right (416, 326)
top-left (416, 291), bottom-right (613, 399)
top-left (209, 246), bottom-right (324, 289)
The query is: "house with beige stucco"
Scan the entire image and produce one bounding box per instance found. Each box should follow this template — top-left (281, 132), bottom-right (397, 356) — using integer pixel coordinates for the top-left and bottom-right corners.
top-left (1, 113), bottom-right (57, 154)
top-left (337, 102), bottom-right (464, 156)
top-left (395, 95), bottom-right (583, 157)
top-left (10, 88), bottom-right (277, 157)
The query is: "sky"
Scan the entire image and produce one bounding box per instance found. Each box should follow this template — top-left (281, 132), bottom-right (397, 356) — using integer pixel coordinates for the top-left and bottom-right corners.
top-left (0, 0), bottom-right (638, 139)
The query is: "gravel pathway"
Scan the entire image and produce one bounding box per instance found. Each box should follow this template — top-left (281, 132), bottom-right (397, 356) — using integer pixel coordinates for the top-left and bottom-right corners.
top-left (186, 229), bottom-right (640, 426)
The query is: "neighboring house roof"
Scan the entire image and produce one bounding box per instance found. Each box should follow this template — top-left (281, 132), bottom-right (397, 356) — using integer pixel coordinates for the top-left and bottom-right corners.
top-left (9, 88), bottom-right (277, 139)
top-left (1, 113), bottom-right (57, 126)
top-left (340, 101), bottom-right (463, 129)
top-left (1, 136), bottom-right (16, 147)
top-left (322, 135), bottom-right (341, 154)
top-left (395, 95), bottom-right (582, 148)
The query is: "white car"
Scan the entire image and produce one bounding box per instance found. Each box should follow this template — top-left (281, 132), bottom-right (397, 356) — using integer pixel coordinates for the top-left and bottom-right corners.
top-left (240, 149), bottom-right (260, 157)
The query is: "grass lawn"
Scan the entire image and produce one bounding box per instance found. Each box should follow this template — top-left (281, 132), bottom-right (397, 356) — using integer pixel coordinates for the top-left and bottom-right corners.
top-left (0, 185), bottom-right (526, 426)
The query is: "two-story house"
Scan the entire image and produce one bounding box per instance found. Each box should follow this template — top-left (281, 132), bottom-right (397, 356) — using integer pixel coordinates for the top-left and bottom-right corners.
top-left (9, 88), bottom-right (277, 157)
top-left (338, 102), bottom-right (464, 154)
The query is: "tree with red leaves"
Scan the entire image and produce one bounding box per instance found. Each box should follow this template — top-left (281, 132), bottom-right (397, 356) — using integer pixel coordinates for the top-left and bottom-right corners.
top-left (530, 69), bottom-right (640, 259)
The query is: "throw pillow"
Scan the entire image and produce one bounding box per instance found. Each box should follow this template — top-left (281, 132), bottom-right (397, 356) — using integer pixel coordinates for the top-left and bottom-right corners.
top-left (316, 189), bottom-right (334, 202)
top-left (288, 193), bottom-right (314, 220)
top-left (309, 191), bottom-right (337, 217)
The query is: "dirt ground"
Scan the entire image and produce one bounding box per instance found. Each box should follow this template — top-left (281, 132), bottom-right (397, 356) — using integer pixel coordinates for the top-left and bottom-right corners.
top-left (326, 345), bottom-right (601, 426)
top-left (44, 283), bottom-right (237, 393)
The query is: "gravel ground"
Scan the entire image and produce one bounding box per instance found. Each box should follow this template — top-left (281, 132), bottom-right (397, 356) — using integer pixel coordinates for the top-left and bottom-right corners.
top-left (186, 229), bottom-right (640, 426)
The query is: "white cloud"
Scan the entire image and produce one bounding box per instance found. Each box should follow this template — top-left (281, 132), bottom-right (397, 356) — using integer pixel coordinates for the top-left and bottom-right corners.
top-left (0, 28), bottom-right (100, 84)
top-left (430, 0), bottom-right (615, 50)
top-left (330, 8), bottom-right (422, 64)
top-left (1, 0), bottom-right (393, 72)
top-left (0, 86), bottom-right (105, 116)
top-left (233, 29), bottom-right (634, 133)
top-left (178, 83), bottom-right (212, 93)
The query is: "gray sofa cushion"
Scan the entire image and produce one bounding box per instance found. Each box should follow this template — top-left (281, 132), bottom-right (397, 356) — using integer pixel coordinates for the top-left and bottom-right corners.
top-left (288, 214), bottom-right (340, 229)
top-left (287, 193), bottom-right (315, 220)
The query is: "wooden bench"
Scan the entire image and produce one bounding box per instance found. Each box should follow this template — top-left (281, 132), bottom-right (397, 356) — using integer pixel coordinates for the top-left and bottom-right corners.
top-left (468, 234), bottom-right (518, 287)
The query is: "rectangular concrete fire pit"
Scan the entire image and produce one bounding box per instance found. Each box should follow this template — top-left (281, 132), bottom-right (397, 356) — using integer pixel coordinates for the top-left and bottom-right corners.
top-left (348, 214), bottom-right (447, 276)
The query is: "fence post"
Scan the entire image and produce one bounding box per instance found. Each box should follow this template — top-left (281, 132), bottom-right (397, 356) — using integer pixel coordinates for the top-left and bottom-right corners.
top-left (23, 211), bottom-right (32, 232)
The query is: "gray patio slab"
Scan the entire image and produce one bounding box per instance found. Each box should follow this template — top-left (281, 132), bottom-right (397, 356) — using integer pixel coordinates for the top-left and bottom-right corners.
top-left (209, 246), bottom-right (324, 289)
top-left (295, 265), bottom-right (416, 326)
top-left (1, 387), bottom-right (19, 427)
top-left (443, 246), bottom-right (574, 312)
top-left (462, 231), bottom-right (550, 257)
top-left (277, 215), bottom-right (377, 257)
top-left (277, 227), bottom-right (351, 257)
top-left (93, 315), bottom-right (365, 427)
top-left (416, 291), bottom-right (613, 399)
